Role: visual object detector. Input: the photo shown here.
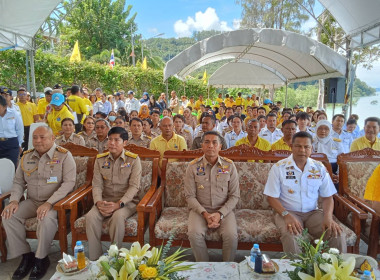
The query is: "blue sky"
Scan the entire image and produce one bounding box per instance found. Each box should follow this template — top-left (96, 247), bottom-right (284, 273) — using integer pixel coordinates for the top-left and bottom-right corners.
top-left (126, 0), bottom-right (380, 88)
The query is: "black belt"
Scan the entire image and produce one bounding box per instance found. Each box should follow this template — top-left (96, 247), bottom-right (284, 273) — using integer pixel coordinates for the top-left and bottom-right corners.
top-left (0, 137), bottom-right (17, 141)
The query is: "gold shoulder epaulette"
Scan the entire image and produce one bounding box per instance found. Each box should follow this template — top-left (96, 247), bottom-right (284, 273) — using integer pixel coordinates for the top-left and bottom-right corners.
top-left (56, 135), bottom-right (63, 140)
top-left (125, 151), bottom-right (138, 158)
top-left (184, 129), bottom-right (190, 133)
top-left (190, 157), bottom-right (202, 165)
top-left (97, 152), bottom-right (109, 158)
top-left (145, 135), bottom-right (152, 139)
top-left (73, 134), bottom-right (80, 138)
top-left (23, 148), bottom-right (34, 155)
top-left (77, 131), bottom-right (84, 135)
top-left (333, 138), bottom-right (342, 142)
top-left (56, 146), bottom-right (68, 153)
top-left (222, 157), bottom-right (233, 163)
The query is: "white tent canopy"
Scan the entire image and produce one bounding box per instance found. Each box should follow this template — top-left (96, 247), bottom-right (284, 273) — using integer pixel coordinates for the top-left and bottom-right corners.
top-left (164, 29), bottom-right (347, 84)
top-left (0, 0), bottom-right (61, 50)
top-left (208, 61), bottom-right (285, 88)
top-left (319, 0), bottom-right (380, 48)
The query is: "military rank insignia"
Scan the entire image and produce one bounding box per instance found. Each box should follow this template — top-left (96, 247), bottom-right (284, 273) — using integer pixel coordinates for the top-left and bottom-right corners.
top-left (102, 161), bottom-right (111, 169)
top-left (286, 171), bottom-right (296, 179)
top-left (196, 164), bottom-right (205, 176)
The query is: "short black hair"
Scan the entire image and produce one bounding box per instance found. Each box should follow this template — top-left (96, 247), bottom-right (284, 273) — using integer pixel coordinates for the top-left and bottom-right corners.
top-left (95, 112), bottom-right (108, 119)
top-left (115, 116), bottom-right (126, 122)
top-left (142, 118), bottom-right (153, 128)
top-left (258, 107), bottom-right (266, 113)
top-left (266, 113), bottom-right (277, 119)
top-left (282, 120), bottom-right (297, 128)
top-left (296, 112), bottom-right (310, 121)
top-left (71, 85), bottom-right (80, 95)
top-left (129, 117), bottom-right (143, 126)
top-left (332, 114), bottom-right (345, 122)
top-left (173, 114), bottom-right (185, 122)
top-left (0, 95), bottom-right (7, 107)
top-left (61, 118), bottom-right (75, 126)
top-left (232, 115), bottom-right (242, 122)
top-left (108, 126), bottom-right (128, 141)
top-left (347, 119), bottom-right (357, 125)
top-left (292, 131), bottom-right (313, 144)
top-left (201, 131), bottom-right (223, 144)
top-left (150, 110), bottom-right (160, 116)
top-left (257, 115), bottom-right (266, 121)
top-left (201, 113), bottom-right (216, 125)
top-left (365, 117), bottom-right (380, 126)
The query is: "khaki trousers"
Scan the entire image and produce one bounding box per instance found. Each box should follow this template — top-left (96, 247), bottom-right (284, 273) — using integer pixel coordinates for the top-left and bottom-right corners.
top-left (2, 199), bottom-right (58, 259)
top-left (274, 209), bottom-right (347, 254)
top-left (187, 210), bottom-right (237, 262)
top-left (85, 205), bottom-right (135, 260)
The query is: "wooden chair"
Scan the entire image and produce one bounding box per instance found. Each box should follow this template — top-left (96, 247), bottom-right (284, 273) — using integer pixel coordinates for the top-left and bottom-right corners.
top-left (0, 143), bottom-right (97, 262)
top-left (146, 145), bottom-right (366, 253)
top-left (337, 148), bottom-right (380, 257)
top-left (65, 144), bottom-right (160, 251)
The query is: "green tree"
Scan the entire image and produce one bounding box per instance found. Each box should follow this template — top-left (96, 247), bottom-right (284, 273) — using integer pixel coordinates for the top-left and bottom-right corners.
top-left (60, 0), bottom-right (137, 59)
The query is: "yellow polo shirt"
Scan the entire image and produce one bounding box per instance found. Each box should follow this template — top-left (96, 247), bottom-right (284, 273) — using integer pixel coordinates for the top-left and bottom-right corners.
top-left (66, 95), bottom-right (88, 115)
top-left (194, 100), bottom-right (204, 110)
top-left (364, 165), bottom-right (380, 201)
top-left (216, 98), bottom-right (223, 106)
top-left (37, 98), bottom-right (50, 115)
top-left (262, 104), bottom-right (271, 114)
top-left (17, 102), bottom-right (37, 126)
top-left (225, 100), bottom-right (235, 108)
top-left (244, 99), bottom-right (254, 110)
top-left (350, 136), bottom-right (380, 152)
top-left (271, 137), bottom-right (292, 151)
top-left (149, 133), bottom-right (187, 166)
top-left (47, 106), bottom-right (75, 135)
top-left (235, 136), bottom-right (271, 151)
top-left (235, 97), bottom-right (244, 106)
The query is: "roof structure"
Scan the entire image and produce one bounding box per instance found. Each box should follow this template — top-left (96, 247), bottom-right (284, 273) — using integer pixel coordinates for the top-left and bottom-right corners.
top-left (319, 0), bottom-right (380, 48)
top-left (164, 29), bottom-right (347, 85)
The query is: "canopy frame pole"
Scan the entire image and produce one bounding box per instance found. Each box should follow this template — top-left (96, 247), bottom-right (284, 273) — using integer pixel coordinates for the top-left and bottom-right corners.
top-left (285, 81), bottom-right (288, 108)
top-left (29, 46), bottom-right (37, 100)
top-left (25, 50), bottom-right (30, 92)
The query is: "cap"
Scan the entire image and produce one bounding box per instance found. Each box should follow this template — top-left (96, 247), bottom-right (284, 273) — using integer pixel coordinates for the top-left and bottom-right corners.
top-left (50, 93), bottom-right (65, 106)
top-left (263, 98), bottom-right (272, 104)
top-left (53, 83), bottom-right (62, 89)
top-left (44, 87), bottom-right (53, 93)
top-left (0, 87), bottom-right (9, 94)
top-left (39, 93), bottom-right (45, 98)
top-left (115, 92), bottom-right (121, 96)
top-left (127, 90), bottom-right (134, 95)
top-left (52, 89), bottom-right (63, 94)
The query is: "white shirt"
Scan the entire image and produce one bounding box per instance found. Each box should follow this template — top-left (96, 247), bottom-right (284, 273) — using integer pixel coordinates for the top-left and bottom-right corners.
top-left (259, 127), bottom-right (283, 144)
top-left (264, 155), bottom-right (336, 213)
top-left (0, 108), bottom-right (24, 146)
top-left (225, 130), bottom-right (247, 148)
top-left (217, 119), bottom-right (229, 135)
top-left (125, 98), bottom-right (140, 113)
top-left (114, 100), bottom-right (125, 111)
top-left (331, 129), bottom-right (353, 154)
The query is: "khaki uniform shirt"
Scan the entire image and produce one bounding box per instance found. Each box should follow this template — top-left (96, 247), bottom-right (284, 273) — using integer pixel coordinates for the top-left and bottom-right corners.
top-left (191, 133), bottom-right (227, 150)
top-left (151, 126), bottom-right (161, 136)
top-left (184, 155), bottom-right (240, 216)
top-left (92, 149), bottom-right (142, 207)
top-left (86, 135), bottom-right (108, 153)
top-left (55, 133), bottom-right (85, 146)
top-left (175, 128), bottom-right (193, 149)
top-left (127, 133), bottom-right (151, 148)
top-left (10, 144), bottom-right (76, 205)
top-left (78, 130), bottom-right (97, 145)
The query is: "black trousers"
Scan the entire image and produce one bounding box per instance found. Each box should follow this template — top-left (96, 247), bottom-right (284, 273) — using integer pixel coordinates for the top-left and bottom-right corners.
top-left (0, 137), bottom-right (19, 168)
top-left (22, 126), bottom-right (30, 151)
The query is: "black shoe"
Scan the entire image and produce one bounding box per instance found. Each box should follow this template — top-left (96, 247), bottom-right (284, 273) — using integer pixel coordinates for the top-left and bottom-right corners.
top-left (12, 252), bottom-right (35, 280)
top-left (29, 256), bottom-right (50, 280)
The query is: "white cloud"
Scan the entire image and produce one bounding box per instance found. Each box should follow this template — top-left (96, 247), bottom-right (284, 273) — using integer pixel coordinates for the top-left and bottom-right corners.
top-left (356, 60), bottom-right (380, 88)
top-left (148, 27), bottom-right (158, 34)
top-left (174, 7), bottom-right (236, 38)
top-left (233, 19), bottom-right (241, 30)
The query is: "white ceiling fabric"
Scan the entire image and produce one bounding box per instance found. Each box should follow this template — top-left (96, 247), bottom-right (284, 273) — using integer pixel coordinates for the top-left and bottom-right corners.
top-left (208, 61), bottom-right (285, 88)
top-left (164, 28), bottom-right (347, 85)
top-left (0, 0), bottom-right (61, 50)
top-left (318, 0), bottom-right (380, 48)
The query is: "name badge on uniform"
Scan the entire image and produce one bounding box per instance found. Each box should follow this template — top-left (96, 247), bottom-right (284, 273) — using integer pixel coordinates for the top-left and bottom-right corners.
top-left (47, 160), bottom-right (60, 165)
top-left (197, 164), bottom-right (205, 176)
top-left (307, 174), bottom-right (321, 179)
top-left (102, 161), bottom-right (111, 169)
top-left (286, 171), bottom-right (296, 179)
top-left (121, 162), bottom-right (131, 168)
top-left (47, 177), bottom-right (58, 184)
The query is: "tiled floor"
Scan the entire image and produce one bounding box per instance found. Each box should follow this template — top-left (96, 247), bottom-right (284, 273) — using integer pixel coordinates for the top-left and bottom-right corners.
top-left (0, 231), bottom-right (373, 280)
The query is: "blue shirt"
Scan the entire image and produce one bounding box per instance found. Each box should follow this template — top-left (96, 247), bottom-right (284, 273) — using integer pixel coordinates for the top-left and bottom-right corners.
top-left (331, 129), bottom-right (353, 153)
top-left (93, 100), bottom-right (112, 115)
top-left (264, 155), bottom-right (336, 213)
top-left (224, 130), bottom-right (247, 148)
top-left (0, 107), bottom-right (24, 146)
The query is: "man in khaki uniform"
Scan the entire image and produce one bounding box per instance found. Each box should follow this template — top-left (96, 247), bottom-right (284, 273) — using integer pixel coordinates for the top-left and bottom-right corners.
top-left (192, 114), bottom-right (227, 150)
top-left (185, 131), bottom-right (240, 262)
top-left (86, 127), bottom-right (142, 260)
top-left (173, 114), bottom-right (193, 148)
top-left (128, 118), bottom-right (151, 148)
top-left (1, 126), bottom-right (76, 280)
top-left (86, 118), bottom-right (109, 153)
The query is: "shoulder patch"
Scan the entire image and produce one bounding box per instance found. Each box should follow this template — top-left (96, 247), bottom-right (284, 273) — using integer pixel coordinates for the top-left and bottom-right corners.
top-left (222, 157), bottom-right (233, 163)
top-left (125, 151), bottom-right (138, 159)
top-left (23, 148), bottom-right (35, 155)
top-left (190, 157), bottom-right (202, 165)
top-left (97, 152), bottom-right (110, 158)
top-left (333, 138), bottom-right (342, 142)
top-left (56, 146), bottom-right (68, 153)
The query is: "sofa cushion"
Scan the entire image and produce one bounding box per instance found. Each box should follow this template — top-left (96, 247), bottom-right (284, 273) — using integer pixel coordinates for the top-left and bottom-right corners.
top-left (153, 207), bottom-right (357, 246)
top-left (74, 213), bottom-right (138, 236)
top-left (164, 162), bottom-right (188, 207)
top-left (73, 156), bottom-right (90, 190)
top-left (234, 162), bottom-right (273, 210)
top-left (346, 162), bottom-right (379, 199)
top-left (137, 160), bottom-right (153, 200)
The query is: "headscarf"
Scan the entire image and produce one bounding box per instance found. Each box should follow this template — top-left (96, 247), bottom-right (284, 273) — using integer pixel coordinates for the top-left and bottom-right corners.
top-left (140, 92), bottom-right (150, 105)
top-left (313, 120), bottom-right (341, 162)
top-left (138, 104), bottom-right (150, 119)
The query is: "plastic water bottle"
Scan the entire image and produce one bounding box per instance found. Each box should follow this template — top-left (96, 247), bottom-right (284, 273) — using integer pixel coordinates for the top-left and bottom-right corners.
top-left (254, 251), bottom-right (263, 273)
top-left (74, 241), bottom-right (84, 259)
top-left (361, 270), bottom-right (372, 280)
top-left (250, 244), bottom-right (260, 263)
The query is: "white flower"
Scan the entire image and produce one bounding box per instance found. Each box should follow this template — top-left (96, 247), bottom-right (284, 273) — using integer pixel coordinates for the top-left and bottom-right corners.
top-left (329, 248), bottom-right (340, 255)
top-left (322, 253), bottom-right (331, 260)
top-left (314, 239), bottom-right (324, 245)
top-left (97, 255), bottom-right (109, 263)
top-left (108, 244), bottom-right (119, 258)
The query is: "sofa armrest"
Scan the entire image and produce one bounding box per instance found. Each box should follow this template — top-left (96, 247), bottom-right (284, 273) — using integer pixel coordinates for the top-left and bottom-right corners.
top-left (346, 194), bottom-right (378, 217)
top-left (146, 186), bottom-right (164, 213)
top-left (333, 194), bottom-right (368, 220)
top-left (137, 187), bottom-right (156, 212)
top-left (54, 180), bottom-right (92, 211)
top-left (0, 192), bottom-right (11, 211)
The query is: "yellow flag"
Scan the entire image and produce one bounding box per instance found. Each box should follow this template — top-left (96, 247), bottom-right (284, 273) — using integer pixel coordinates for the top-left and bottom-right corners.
top-left (70, 41), bottom-right (81, 62)
top-left (202, 70), bottom-right (207, 84)
top-left (141, 56), bottom-right (147, 70)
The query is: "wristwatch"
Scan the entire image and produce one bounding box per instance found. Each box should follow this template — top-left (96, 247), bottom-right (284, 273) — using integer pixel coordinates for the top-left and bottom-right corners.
top-left (119, 201), bottom-right (125, 208)
top-left (218, 211), bottom-right (224, 220)
top-left (281, 210), bottom-right (289, 217)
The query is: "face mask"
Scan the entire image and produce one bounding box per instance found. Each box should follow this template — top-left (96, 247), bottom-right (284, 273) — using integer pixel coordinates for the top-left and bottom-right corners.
top-left (108, 116), bottom-right (116, 122)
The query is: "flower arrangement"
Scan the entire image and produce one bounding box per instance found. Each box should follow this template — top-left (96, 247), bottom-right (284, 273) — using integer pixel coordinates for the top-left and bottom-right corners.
top-left (286, 230), bottom-right (360, 280)
top-left (96, 237), bottom-right (193, 280)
